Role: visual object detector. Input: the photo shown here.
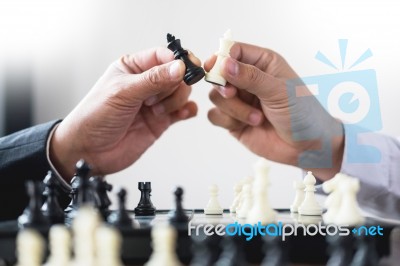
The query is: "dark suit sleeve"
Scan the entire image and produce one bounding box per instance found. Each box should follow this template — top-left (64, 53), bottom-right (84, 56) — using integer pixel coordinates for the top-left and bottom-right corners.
top-left (0, 120), bottom-right (62, 221)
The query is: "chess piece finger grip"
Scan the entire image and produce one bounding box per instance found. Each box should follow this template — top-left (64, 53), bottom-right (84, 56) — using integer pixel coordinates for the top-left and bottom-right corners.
top-left (167, 33), bottom-right (205, 85)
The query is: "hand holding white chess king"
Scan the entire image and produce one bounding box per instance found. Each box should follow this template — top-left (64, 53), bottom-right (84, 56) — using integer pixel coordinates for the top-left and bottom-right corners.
top-left (205, 41), bottom-right (344, 180)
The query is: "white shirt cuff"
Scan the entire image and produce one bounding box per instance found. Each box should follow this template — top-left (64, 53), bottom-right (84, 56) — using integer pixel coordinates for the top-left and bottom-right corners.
top-left (46, 123), bottom-right (72, 193)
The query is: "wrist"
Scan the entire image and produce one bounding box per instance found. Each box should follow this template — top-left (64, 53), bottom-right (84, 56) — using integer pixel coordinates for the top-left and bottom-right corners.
top-left (301, 121), bottom-right (345, 181)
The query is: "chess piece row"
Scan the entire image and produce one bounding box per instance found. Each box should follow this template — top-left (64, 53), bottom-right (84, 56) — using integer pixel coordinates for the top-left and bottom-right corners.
top-left (16, 217), bottom-right (400, 266)
top-left (17, 159), bottom-right (132, 230)
top-left (18, 158), bottom-right (190, 231)
top-left (16, 206), bottom-right (123, 266)
top-left (290, 171), bottom-right (365, 226)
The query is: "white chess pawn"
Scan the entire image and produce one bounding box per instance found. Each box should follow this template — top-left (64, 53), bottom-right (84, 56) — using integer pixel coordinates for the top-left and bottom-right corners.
top-left (290, 180), bottom-right (305, 213)
top-left (236, 184), bottom-right (253, 219)
top-left (204, 184), bottom-right (223, 215)
top-left (96, 226), bottom-right (124, 266)
top-left (144, 224), bottom-right (183, 266)
top-left (236, 176), bottom-right (254, 212)
top-left (298, 171), bottom-right (323, 216)
top-left (322, 173), bottom-right (349, 224)
top-left (334, 177), bottom-right (365, 226)
top-left (205, 29), bottom-right (235, 86)
top-left (16, 229), bottom-right (45, 266)
top-left (45, 225), bottom-right (71, 266)
top-left (72, 205), bottom-right (101, 266)
top-left (229, 181), bottom-right (243, 213)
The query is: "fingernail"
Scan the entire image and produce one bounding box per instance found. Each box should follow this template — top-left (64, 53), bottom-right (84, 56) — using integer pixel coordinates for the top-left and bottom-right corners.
top-left (181, 108), bottom-right (190, 118)
top-left (249, 112), bottom-right (262, 126)
top-left (152, 103), bottom-right (165, 115)
top-left (225, 58), bottom-right (239, 76)
top-left (219, 86), bottom-right (228, 98)
top-left (145, 96), bottom-right (157, 106)
top-left (169, 60), bottom-right (183, 79)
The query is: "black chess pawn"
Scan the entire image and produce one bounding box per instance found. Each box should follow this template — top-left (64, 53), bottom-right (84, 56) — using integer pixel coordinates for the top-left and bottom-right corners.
top-left (18, 181), bottom-right (50, 229)
top-left (378, 227), bottom-right (400, 266)
top-left (326, 232), bottom-right (355, 266)
top-left (75, 159), bottom-right (95, 205)
top-left (190, 234), bottom-right (223, 266)
top-left (90, 176), bottom-right (113, 220)
top-left (169, 187), bottom-right (189, 224)
top-left (134, 182), bottom-right (156, 216)
top-left (167, 33), bottom-right (205, 85)
top-left (108, 188), bottom-right (134, 230)
top-left (261, 235), bottom-right (288, 266)
top-left (214, 235), bottom-right (248, 266)
top-left (350, 233), bottom-right (378, 266)
top-left (41, 171), bottom-right (65, 224)
top-left (65, 159), bottom-right (95, 220)
top-left (64, 174), bottom-right (80, 215)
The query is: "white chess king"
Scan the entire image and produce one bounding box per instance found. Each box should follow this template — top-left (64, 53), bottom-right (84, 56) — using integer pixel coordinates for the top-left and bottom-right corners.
top-left (205, 29), bottom-right (235, 86)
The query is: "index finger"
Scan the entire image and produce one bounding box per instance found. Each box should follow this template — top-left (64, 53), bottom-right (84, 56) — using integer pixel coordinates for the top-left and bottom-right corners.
top-left (204, 42), bottom-right (276, 73)
top-left (229, 42), bottom-right (277, 68)
top-left (120, 47), bottom-right (175, 74)
top-left (119, 47), bottom-right (202, 74)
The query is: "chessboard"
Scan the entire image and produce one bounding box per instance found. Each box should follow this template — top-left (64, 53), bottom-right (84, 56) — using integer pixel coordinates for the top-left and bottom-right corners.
top-left (1, 159), bottom-right (399, 266)
top-left (0, 208), bottom-right (397, 266)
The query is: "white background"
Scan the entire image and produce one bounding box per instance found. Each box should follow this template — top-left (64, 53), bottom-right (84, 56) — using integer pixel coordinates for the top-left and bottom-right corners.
top-left (0, 0), bottom-right (399, 210)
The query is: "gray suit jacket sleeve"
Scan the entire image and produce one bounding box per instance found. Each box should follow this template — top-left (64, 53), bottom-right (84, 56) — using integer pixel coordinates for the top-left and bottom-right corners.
top-left (340, 127), bottom-right (400, 220)
top-left (0, 120), bottom-right (63, 221)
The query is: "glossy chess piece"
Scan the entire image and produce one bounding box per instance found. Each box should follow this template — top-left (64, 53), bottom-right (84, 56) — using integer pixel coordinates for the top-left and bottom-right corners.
top-left (167, 33), bottom-right (205, 85)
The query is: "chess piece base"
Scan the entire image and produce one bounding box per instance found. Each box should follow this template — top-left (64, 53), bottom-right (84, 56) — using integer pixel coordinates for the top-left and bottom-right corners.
top-left (184, 67), bottom-right (205, 85)
top-left (134, 206), bottom-right (156, 216)
top-left (204, 208), bottom-right (223, 215)
top-left (205, 72), bottom-right (226, 86)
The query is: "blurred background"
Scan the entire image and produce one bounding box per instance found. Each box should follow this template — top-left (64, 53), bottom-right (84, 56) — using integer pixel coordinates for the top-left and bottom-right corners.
top-left (0, 0), bottom-right (399, 210)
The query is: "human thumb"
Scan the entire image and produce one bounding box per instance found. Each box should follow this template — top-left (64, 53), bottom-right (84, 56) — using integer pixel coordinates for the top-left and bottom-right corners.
top-left (124, 60), bottom-right (185, 101)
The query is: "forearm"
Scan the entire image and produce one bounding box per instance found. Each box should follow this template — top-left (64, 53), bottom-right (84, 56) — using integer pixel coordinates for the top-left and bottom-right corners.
top-left (0, 121), bottom-right (60, 220)
top-left (339, 126), bottom-right (400, 219)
